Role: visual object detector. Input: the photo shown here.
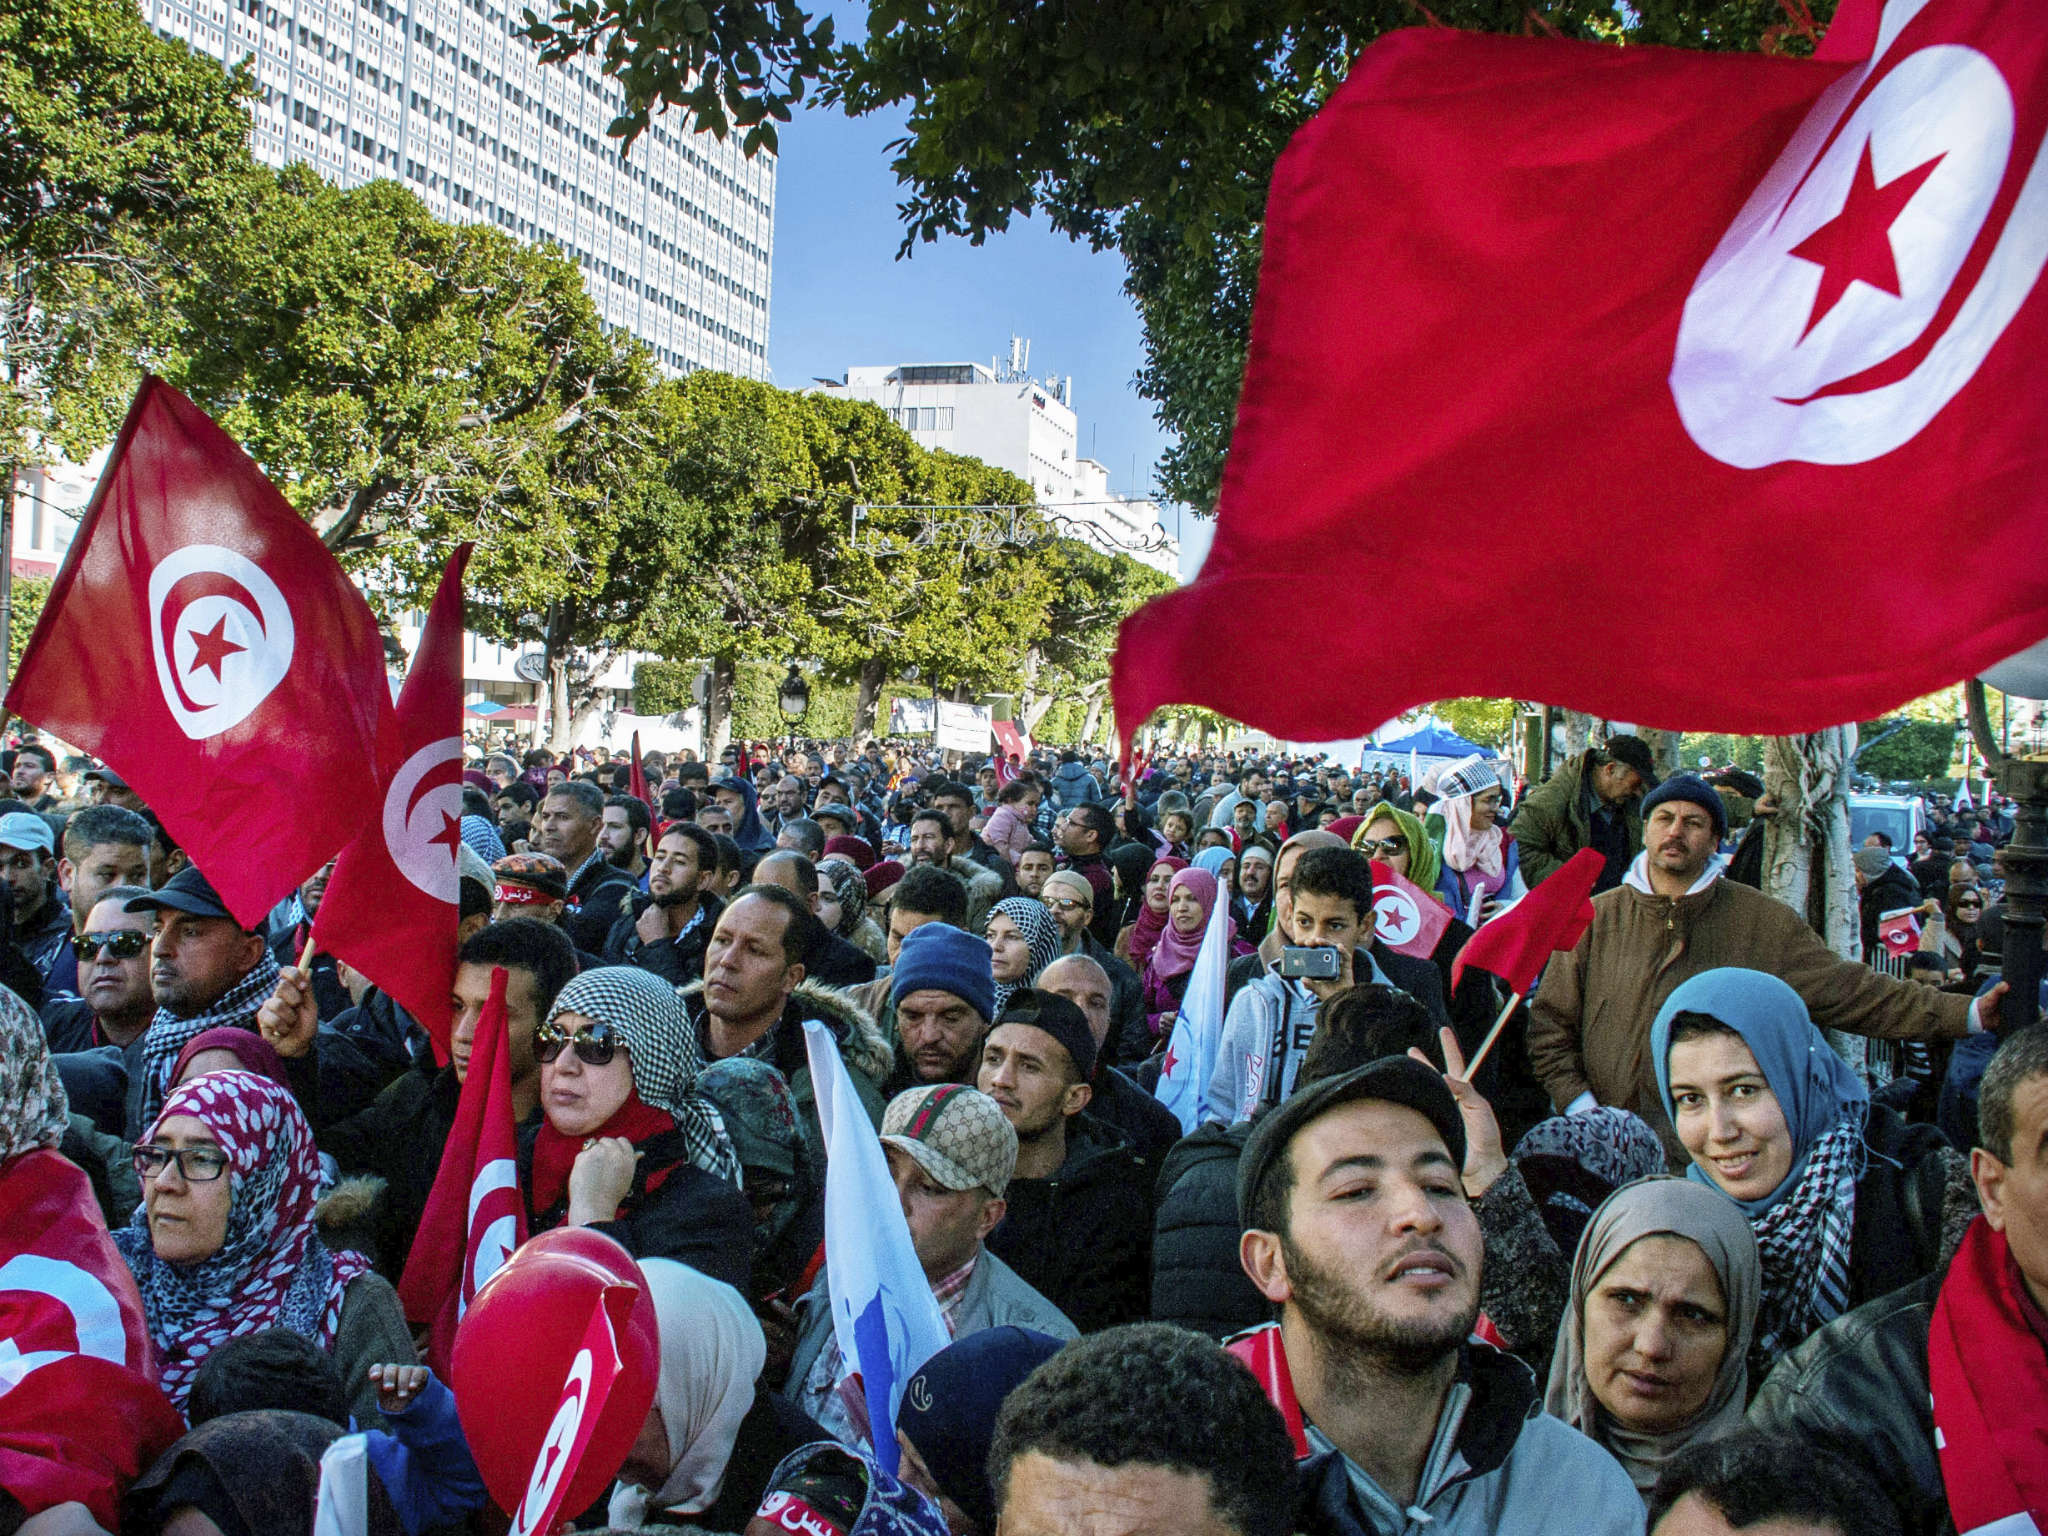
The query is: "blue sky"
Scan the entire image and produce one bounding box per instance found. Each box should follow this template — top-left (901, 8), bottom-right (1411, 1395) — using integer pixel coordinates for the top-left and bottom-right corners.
top-left (763, 91), bottom-right (1216, 576)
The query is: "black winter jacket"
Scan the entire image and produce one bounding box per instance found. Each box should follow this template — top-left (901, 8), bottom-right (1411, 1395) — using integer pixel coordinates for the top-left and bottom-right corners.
top-left (986, 1115), bottom-right (1152, 1333)
top-left (604, 891), bottom-right (724, 985)
top-left (1086, 1067), bottom-right (1183, 1178)
top-left (1149, 1120), bottom-right (1269, 1339)
top-left (1746, 1270), bottom-right (1951, 1536)
top-left (519, 1122), bottom-right (755, 1294)
top-left (318, 1062), bottom-right (467, 1275)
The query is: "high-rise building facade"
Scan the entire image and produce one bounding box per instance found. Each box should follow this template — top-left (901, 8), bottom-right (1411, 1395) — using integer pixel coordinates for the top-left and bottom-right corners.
top-left (139, 0), bottom-right (774, 378)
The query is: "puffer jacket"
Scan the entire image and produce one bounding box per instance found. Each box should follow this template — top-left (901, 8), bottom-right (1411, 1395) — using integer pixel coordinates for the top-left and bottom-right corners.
top-left (985, 1115), bottom-right (1152, 1333)
top-left (1510, 750), bottom-right (1642, 892)
top-left (1859, 861), bottom-right (1925, 957)
top-left (1047, 760), bottom-right (1103, 809)
top-left (1149, 1120), bottom-right (1269, 1339)
top-left (1746, 1270), bottom-right (1950, 1536)
top-left (1525, 866), bottom-right (1973, 1160)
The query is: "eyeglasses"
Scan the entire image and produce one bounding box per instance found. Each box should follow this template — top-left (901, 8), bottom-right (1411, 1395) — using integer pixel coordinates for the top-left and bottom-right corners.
top-left (77, 930), bottom-right (149, 961)
top-left (1356, 837), bottom-right (1408, 857)
top-left (534, 1021), bottom-right (621, 1067)
top-left (133, 1144), bottom-right (230, 1182)
top-left (1045, 897), bottom-right (1090, 915)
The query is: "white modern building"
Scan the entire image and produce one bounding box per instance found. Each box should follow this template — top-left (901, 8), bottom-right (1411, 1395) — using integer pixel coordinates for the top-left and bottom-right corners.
top-left (138, 0), bottom-right (774, 378)
top-left (813, 343), bottom-right (1181, 578)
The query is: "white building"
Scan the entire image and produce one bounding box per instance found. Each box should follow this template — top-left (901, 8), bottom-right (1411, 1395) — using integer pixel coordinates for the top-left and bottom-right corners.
top-left (139, 0), bottom-right (773, 378)
top-left (813, 344), bottom-right (1181, 578)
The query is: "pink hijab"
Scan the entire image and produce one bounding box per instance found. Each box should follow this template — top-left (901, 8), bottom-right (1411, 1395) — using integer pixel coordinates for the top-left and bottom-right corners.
top-left (1126, 855), bottom-right (1189, 968)
top-left (1148, 867), bottom-right (1229, 981)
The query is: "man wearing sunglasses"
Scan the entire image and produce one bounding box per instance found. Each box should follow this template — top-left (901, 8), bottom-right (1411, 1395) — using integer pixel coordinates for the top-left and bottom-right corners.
top-left (41, 886), bottom-right (158, 1055)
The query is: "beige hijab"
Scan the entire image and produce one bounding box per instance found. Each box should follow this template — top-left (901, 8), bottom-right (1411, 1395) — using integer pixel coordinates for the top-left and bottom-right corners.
top-left (1543, 1177), bottom-right (1760, 1495)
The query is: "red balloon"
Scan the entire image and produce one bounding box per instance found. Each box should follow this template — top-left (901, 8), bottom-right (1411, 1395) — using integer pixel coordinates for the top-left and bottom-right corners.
top-left (450, 1226), bottom-right (660, 1518)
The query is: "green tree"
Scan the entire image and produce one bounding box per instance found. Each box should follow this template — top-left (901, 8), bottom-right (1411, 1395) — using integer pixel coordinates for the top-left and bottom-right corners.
top-left (1427, 698), bottom-right (1516, 752)
top-left (0, 0), bottom-right (255, 677)
top-left (1855, 718), bottom-right (1960, 783)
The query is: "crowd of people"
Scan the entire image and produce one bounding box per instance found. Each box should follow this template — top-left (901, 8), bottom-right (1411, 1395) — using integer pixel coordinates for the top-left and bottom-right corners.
top-left (0, 729), bottom-right (2042, 1536)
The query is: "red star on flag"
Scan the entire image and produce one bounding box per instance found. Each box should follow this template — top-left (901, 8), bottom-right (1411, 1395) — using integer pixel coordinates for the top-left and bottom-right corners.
top-left (1789, 141), bottom-right (1946, 340)
top-left (430, 809), bottom-right (463, 861)
top-left (1161, 1041), bottom-right (1179, 1079)
top-left (185, 615), bottom-right (245, 682)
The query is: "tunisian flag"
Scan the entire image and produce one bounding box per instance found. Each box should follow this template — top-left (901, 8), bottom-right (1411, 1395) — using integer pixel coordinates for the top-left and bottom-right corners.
top-left (1113, 0), bottom-right (2048, 750)
top-left (398, 965), bottom-right (527, 1376)
top-left (1368, 862), bottom-right (1453, 960)
top-left (0, 1150), bottom-right (184, 1528)
top-left (1451, 848), bottom-right (1603, 999)
top-left (314, 545), bottom-right (470, 1063)
top-left (6, 378), bottom-right (394, 927)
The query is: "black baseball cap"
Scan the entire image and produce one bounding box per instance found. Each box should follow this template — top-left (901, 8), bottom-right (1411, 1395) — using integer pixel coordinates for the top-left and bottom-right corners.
top-left (1237, 1057), bottom-right (1467, 1229)
top-left (994, 988), bottom-right (1096, 1083)
top-left (125, 865), bottom-right (238, 924)
top-left (1601, 734), bottom-right (1660, 790)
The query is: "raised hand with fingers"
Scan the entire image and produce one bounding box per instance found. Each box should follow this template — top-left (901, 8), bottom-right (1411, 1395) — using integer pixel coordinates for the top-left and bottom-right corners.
top-left (1410, 1026), bottom-right (1509, 1199)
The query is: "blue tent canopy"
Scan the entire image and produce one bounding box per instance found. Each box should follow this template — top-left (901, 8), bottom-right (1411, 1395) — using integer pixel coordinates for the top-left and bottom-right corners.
top-left (1372, 722), bottom-right (1498, 759)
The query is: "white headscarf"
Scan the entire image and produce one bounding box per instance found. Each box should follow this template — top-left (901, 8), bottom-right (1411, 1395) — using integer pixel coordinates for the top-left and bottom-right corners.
top-left (606, 1259), bottom-right (767, 1526)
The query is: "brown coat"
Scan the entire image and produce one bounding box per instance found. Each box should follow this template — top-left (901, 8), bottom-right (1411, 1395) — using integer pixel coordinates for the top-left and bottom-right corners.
top-left (1526, 873), bottom-right (1973, 1161)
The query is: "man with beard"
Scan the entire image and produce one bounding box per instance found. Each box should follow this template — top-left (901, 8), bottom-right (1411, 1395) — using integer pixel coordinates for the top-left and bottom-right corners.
top-left (1236, 1059), bottom-right (1638, 1533)
top-left (600, 793), bottom-right (653, 890)
top-left (606, 822), bottom-right (724, 984)
top-left (882, 923), bottom-right (996, 1096)
top-left (909, 808), bottom-right (1002, 934)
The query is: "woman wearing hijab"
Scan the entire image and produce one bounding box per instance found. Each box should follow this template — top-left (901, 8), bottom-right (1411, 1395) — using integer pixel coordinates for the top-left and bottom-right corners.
top-left (1113, 853), bottom-right (1185, 968)
top-left (115, 1071), bottom-right (412, 1424)
top-left (1545, 1178), bottom-right (1761, 1500)
top-left (1105, 842), bottom-right (1167, 950)
top-left (608, 1259), bottom-right (825, 1530)
top-left (1431, 754), bottom-right (1526, 922)
top-left (522, 967), bottom-right (755, 1291)
top-left (1192, 842), bottom-right (1237, 904)
top-left (1137, 866), bottom-right (1248, 1045)
top-left (1650, 967), bottom-right (1975, 1378)
top-left (171, 1027), bottom-right (293, 1092)
top-left (818, 855), bottom-right (889, 966)
top-left (985, 897), bottom-right (1063, 1019)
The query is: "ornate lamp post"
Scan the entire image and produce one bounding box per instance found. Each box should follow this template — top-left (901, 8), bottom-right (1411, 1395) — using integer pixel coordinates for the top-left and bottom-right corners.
top-left (777, 663), bottom-right (811, 757)
top-left (1964, 678), bottom-right (2045, 1032)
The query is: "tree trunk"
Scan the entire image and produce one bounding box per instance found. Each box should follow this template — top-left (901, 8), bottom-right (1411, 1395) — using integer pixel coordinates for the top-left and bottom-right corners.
top-left (703, 653), bottom-right (737, 762)
top-left (852, 657), bottom-right (885, 741)
top-left (1023, 691), bottom-right (1061, 734)
top-left (1762, 727), bottom-right (1866, 1071)
top-left (1560, 709), bottom-right (1598, 757)
top-left (548, 655), bottom-right (571, 751)
top-left (1080, 687), bottom-right (1107, 751)
top-left (1644, 728), bottom-right (1684, 781)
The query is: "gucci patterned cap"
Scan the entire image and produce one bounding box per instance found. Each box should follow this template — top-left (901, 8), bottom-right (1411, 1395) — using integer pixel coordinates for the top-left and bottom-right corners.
top-left (880, 1083), bottom-right (1017, 1199)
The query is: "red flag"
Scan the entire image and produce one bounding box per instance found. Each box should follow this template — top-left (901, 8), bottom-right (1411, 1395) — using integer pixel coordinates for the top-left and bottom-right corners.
top-left (628, 731), bottom-right (651, 814)
top-left (1878, 906), bottom-right (1924, 957)
top-left (5, 378), bottom-right (394, 927)
top-left (313, 545), bottom-right (469, 1061)
top-left (506, 1285), bottom-right (630, 1536)
top-left (1450, 848), bottom-right (1604, 999)
top-left (0, 1150), bottom-right (185, 1528)
top-left (1369, 862), bottom-right (1453, 959)
top-left (397, 965), bottom-right (527, 1375)
top-left (1112, 0), bottom-right (2048, 751)
top-left (1225, 1326), bottom-right (1308, 1460)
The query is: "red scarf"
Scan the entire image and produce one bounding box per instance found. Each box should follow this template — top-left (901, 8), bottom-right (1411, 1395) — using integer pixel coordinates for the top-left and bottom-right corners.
top-left (529, 1091), bottom-right (677, 1215)
top-left (1929, 1218), bottom-right (2048, 1534)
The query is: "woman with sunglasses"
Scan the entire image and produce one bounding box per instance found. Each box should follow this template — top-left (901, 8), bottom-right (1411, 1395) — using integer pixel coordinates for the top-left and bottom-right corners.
top-left (521, 967), bottom-right (754, 1292)
top-left (1931, 883), bottom-right (1987, 985)
top-left (115, 1070), bottom-right (412, 1424)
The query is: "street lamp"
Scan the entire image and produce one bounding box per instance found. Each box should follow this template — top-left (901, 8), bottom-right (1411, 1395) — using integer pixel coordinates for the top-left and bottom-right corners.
top-left (778, 663), bottom-right (811, 756)
top-left (1965, 677), bottom-right (2044, 1034)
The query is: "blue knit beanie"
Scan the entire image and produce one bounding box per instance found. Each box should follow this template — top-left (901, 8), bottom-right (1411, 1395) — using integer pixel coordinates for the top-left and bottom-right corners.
top-left (890, 924), bottom-right (996, 1023)
top-left (1640, 772), bottom-right (1728, 838)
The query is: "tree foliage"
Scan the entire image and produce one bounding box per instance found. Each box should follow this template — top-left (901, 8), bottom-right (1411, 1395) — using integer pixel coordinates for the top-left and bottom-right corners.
top-left (1856, 718), bottom-right (1960, 783)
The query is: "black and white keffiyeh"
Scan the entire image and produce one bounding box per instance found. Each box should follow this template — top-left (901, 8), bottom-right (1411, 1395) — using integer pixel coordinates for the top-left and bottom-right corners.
top-left (548, 967), bottom-right (741, 1187)
top-left (1748, 1113), bottom-right (1865, 1373)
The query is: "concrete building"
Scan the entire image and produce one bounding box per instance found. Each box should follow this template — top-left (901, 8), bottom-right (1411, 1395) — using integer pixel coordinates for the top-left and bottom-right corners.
top-left (138, 0), bottom-right (773, 378)
top-left (813, 343), bottom-right (1181, 578)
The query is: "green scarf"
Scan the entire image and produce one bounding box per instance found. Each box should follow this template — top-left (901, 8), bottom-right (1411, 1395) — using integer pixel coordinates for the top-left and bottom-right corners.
top-left (1351, 800), bottom-right (1444, 894)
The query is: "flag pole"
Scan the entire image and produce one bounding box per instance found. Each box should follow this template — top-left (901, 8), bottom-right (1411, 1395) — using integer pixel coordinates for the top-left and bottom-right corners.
top-left (1461, 989), bottom-right (1523, 1080)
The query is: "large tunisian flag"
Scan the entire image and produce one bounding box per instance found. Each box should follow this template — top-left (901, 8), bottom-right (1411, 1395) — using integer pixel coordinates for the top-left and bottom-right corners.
top-left (0, 1150), bottom-right (185, 1528)
top-left (1112, 0), bottom-right (2048, 750)
top-left (314, 544), bottom-right (471, 1063)
top-left (6, 378), bottom-right (394, 927)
